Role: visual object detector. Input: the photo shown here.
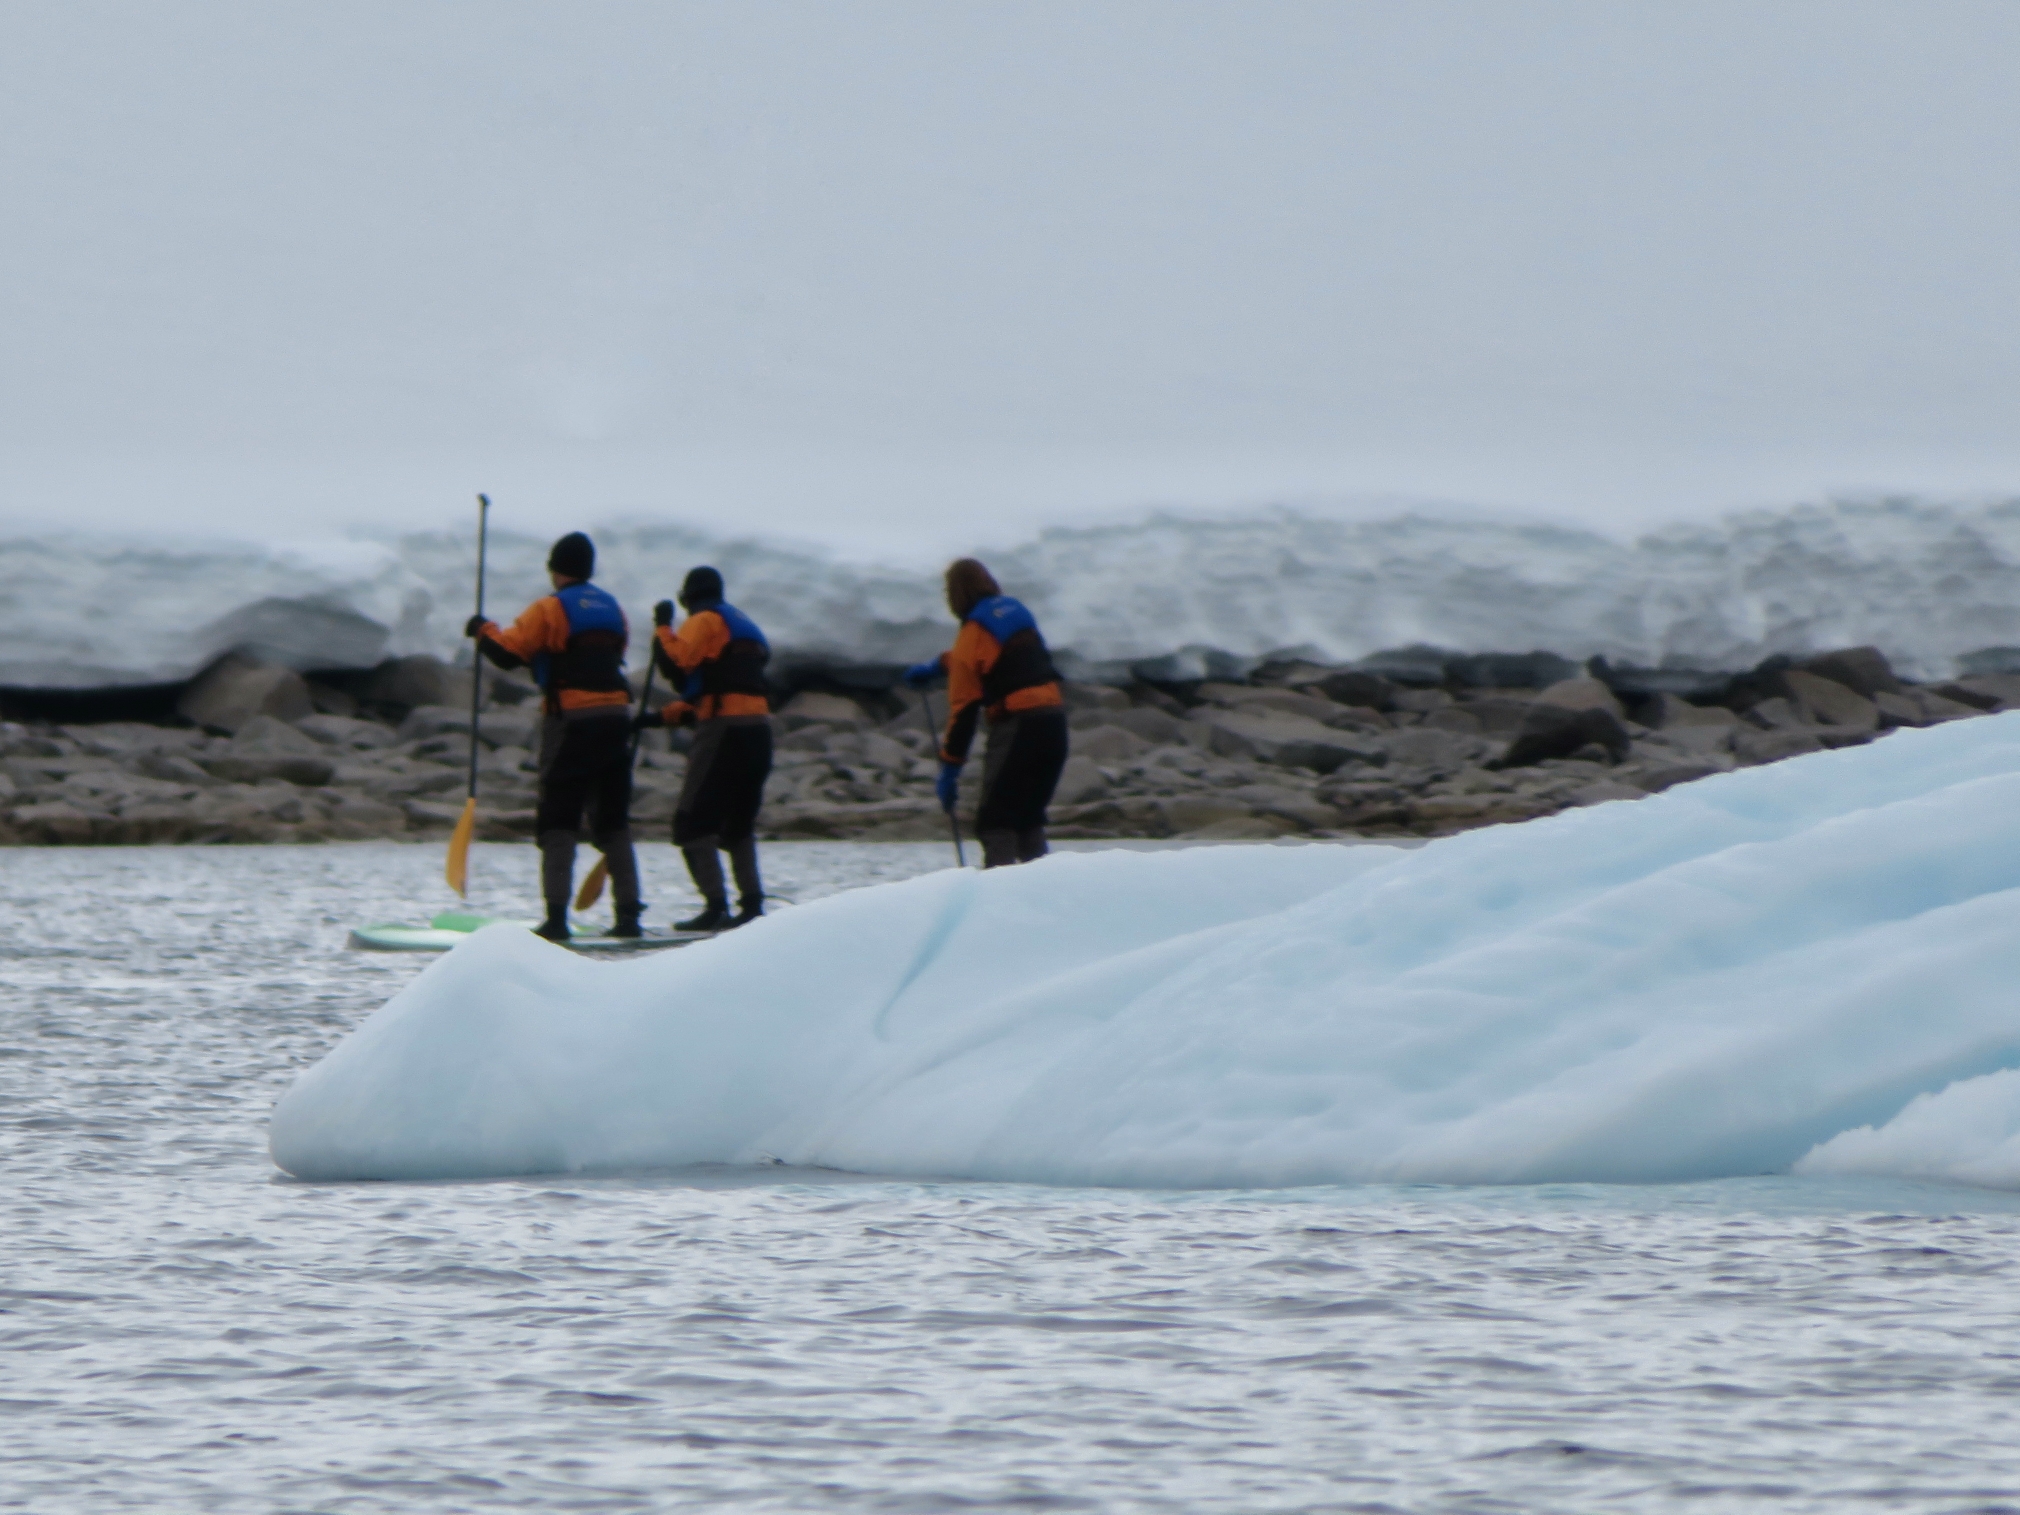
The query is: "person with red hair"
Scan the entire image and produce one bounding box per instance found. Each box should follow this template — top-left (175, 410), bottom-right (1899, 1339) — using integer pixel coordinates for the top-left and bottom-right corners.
top-left (904, 558), bottom-right (1069, 867)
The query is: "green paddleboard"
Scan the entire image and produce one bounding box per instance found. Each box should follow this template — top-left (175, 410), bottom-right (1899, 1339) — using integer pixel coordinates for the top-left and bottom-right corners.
top-left (347, 911), bottom-right (709, 954)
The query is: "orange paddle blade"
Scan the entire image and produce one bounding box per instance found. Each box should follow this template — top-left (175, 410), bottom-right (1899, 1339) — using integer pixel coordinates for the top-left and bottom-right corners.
top-left (574, 857), bottom-right (609, 911)
top-left (444, 797), bottom-right (477, 897)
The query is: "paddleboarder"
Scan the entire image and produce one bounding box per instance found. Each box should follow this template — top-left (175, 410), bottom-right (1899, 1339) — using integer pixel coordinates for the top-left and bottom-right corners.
top-left (904, 558), bottom-right (1068, 868)
top-left (467, 532), bottom-right (644, 941)
top-left (636, 566), bottom-right (773, 931)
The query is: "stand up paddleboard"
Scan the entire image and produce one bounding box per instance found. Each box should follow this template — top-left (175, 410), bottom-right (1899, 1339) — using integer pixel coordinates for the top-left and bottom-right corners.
top-left (347, 911), bottom-right (710, 954)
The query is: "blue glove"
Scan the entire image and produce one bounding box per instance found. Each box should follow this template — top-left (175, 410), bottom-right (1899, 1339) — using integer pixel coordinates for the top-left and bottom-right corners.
top-left (902, 658), bottom-right (944, 689)
top-left (935, 762), bottom-right (961, 814)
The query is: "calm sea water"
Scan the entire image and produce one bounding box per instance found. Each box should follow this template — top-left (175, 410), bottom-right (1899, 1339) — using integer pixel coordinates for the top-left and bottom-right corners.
top-left (5, 841), bottom-right (2020, 1514)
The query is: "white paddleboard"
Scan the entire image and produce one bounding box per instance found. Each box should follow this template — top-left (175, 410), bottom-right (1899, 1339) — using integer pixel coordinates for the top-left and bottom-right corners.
top-left (347, 911), bottom-right (710, 954)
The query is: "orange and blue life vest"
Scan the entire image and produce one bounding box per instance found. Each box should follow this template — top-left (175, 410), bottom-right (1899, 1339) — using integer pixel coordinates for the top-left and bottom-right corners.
top-left (535, 582), bottom-right (630, 699)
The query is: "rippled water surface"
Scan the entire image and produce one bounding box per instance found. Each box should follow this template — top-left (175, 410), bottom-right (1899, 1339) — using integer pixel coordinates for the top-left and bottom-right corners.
top-left (6, 842), bottom-right (2020, 1514)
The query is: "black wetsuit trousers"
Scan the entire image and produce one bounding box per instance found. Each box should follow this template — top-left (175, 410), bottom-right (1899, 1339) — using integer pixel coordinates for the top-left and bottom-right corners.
top-left (976, 706), bottom-right (1068, 866)
top-left (536, 710), bottom-right (634, 842)
top-left (673, 716), bottom-right (773, 847)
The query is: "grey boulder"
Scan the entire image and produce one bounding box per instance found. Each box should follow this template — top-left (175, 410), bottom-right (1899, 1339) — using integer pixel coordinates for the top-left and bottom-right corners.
top-left (176, 654), bottom-right (314, 734)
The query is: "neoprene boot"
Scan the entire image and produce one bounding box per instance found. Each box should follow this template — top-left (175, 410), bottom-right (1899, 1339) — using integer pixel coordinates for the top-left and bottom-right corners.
top-left (537, 829), bottom-right (577, 941)
top-left (601, 831), bottom-right (645, 937)
top-left (676, 899), bottom-right (732, 932)
top-left (728, 837), bottom-right (763, 925)
top-left (979, 829), bottom-right (1020, 869)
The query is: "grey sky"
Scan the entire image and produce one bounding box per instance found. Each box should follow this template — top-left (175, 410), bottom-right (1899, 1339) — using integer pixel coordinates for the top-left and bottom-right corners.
top-left (4, 1), bottom-right (2018, 553)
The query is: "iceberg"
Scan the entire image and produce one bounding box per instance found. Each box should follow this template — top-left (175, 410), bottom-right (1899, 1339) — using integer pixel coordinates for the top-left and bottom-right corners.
top-left (272, 715), bottom-right (2020, 1189)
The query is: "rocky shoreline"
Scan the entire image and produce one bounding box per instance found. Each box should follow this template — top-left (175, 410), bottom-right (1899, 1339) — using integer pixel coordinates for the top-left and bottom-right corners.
top-left (1, 644), bottom-right (2010, 848)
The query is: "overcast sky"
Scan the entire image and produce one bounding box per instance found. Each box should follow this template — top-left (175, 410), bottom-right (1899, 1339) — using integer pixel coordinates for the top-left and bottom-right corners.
top-left (3, 1), bottom-right (2018, 555)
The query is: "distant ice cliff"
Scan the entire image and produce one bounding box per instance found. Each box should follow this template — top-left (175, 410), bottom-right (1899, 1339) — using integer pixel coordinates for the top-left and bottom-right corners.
top-left (9, 495), bottom-right (2020, 688)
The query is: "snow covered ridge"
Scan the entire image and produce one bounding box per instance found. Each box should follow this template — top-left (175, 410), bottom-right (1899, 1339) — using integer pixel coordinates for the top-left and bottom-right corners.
top-left (272, 714), bottom-right (2020, 1191)
top-left (16, 495), bottom-right (2020, 689)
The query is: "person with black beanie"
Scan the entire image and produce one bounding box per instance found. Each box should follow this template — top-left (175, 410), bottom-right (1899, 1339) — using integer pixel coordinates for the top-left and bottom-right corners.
top-left (466, 532), bottom-right (645, 940)
top-left (635, 565), bottom-right (773, 930)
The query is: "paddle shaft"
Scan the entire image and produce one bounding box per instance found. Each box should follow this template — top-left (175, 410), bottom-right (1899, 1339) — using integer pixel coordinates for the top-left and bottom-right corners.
top-left (466, 494), bottom-right (491, 801)
top-left (920, 689), bottom-right (966, 867)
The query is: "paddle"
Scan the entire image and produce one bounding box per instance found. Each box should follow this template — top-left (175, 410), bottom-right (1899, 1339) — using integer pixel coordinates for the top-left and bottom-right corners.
top-left (920, 689), bottom-right (967, 867)
top-left (445, 492), bottom-right (490, 898)
top-left (573, 631), bottom-right (659, 910)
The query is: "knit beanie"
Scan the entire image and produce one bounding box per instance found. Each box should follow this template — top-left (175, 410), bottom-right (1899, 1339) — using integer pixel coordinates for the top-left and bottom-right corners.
top-left (679, 565), bottom-right (724, 609)
top-left (547, 532), bottom-right (595, 580)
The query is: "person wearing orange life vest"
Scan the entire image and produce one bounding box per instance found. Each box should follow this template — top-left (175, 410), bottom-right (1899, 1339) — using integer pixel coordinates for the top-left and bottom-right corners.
top-left (465, 531), bottom-right (644, 942)
top-left (634, 566), bottom-right (773, 931)
top-left (903, 558), bottom-right (1069, 868)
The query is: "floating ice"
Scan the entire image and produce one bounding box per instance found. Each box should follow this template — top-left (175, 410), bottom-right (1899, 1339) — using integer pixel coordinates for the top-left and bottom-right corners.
top-left (1797, 1071), bottom-right (2020, 1191)
top-left (271, 716), bottom-right (2020, 1188)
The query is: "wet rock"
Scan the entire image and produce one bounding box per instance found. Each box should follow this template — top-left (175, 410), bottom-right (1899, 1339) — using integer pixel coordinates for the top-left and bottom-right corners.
top-left (111, 804), bottom-right (204, 843)
top-left (1075, 724), bottom-right (1150, 763)
top-left (779, 724), bottom-right (841, 753)
top-left (1054, 755), bottom-right (1110, 805)
top-left (779, 691), bottom-right (866, 727)
top-left (1312, 670), bottom-right (1397, 711)
top-left (195, 784), bottom-right (307, 826)
top-left (1385, 727), bottom-right (1495, 771)
top-left (131, 750), bottom-right (220, 787)
top-left (233, 714), bottom-right (326, 753)
top-left (8, 800), bottom-right (100, 843)
top-left (1566, 780), bottom-right (1647, 806)
top-left (1189, 708), bottom-right (1388, 774)
top-left (1493, 704), bottom-right (1632, 769)
top-left (854, 731), bottom-right (912, 770)
top-left (1781, 670), bottom-right (1878, 731)
top-left (1060, 682), bottom-right (1130, 711)
top-left (1732, 728), bottom-right (1825, 764)
top-left (1225, 783), bottom-right (1337, 831)
top-left (354, 655), bottom-right (472, 716)
top-left (322, 793), bottom-right (408, 834)
top-left (199, 753), bottom-right (336, 788)
top-left (1157, 795), bottom-right (1256, 834)
top-left (401, 799), bottom-right (466, 829)
top-left (177, 654), bottom-right (314, 734)
top-left (1534, 677), bottom-right (1626, 719)
top-left (1944, 673), bottom-right (2020, 711)
top-left (297, 713), bottom-right (397, 749)
top-left (1196, 684), bottom-right (1346, 724)
top-left (1444, 650), bottom-right (1580, 690)
top-left (1745, 696), bottom-right (1808, 730)
top-left (1184, 814), bottom-right (1303, 840)
top-left (1407, 793), bottom-right (1554, 832)
top-left (1104, 706), bottom-right (1189, 746)
top-left (305, 681), bottom-right (359, 717)
top-left (1645, 694), bottom-right (1739, 730)
top-left (1422, 707), bottom-right (1482, 734)
top-left (1873, 689), bottom-right (1980, 728)
top-left (1390, 688), bottom-right (1454, 714)
top-left (1250, 658), bottom-right (1341, 688)
top-left (399, 705), bottom-right (539, 750)
top-left (1793, 646), bottom-right (1902, 699)
top-left (1630, 760), bottom-right (1728, 793)
top-left (1456, 696), bottom-right (1535, 735)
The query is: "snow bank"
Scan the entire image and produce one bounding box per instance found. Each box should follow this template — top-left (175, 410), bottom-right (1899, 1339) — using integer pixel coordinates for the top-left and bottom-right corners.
top-left (272, 715), bottom-right (2020, 1188)
top-left (27, 496), bottom-right (2020, 686)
